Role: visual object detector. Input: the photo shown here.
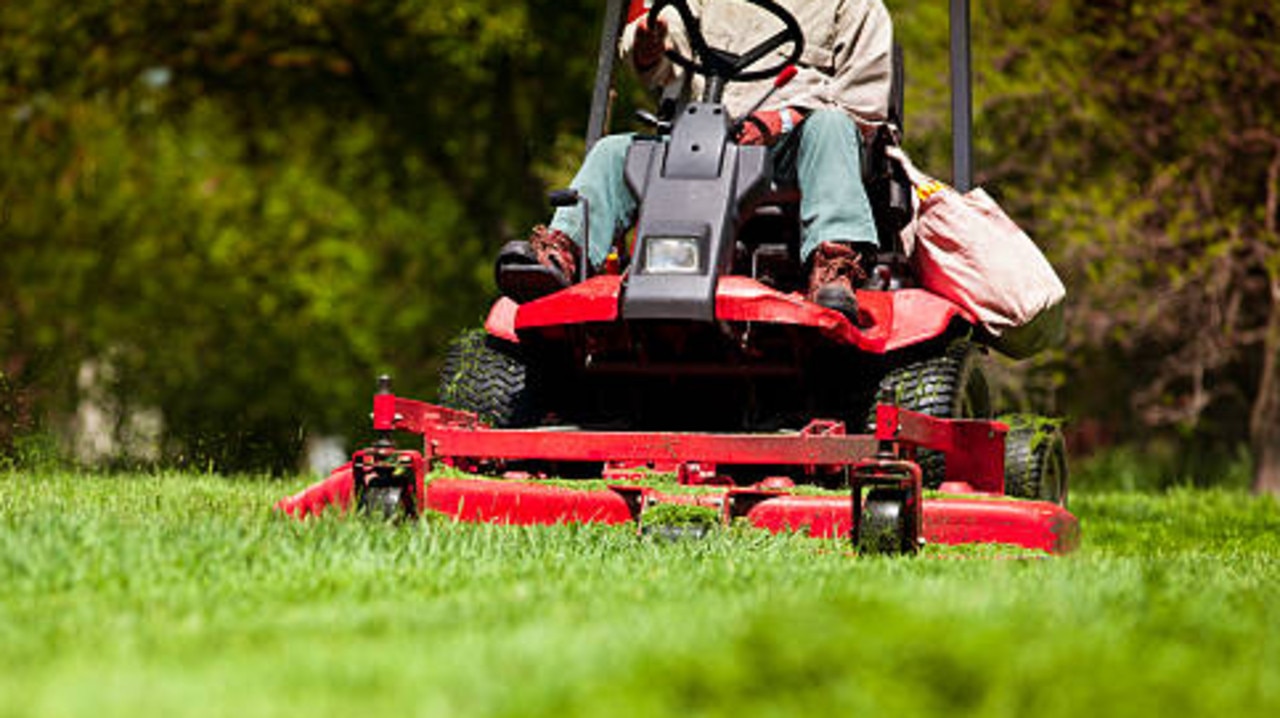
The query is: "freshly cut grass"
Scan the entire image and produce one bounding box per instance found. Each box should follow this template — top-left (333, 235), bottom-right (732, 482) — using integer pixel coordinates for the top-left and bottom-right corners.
top-left (2, 471), bottom-right (1279, 717)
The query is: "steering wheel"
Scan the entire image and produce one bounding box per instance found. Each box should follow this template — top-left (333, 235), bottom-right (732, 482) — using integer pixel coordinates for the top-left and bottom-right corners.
top-left (647, 0), bottom-right (804, 84)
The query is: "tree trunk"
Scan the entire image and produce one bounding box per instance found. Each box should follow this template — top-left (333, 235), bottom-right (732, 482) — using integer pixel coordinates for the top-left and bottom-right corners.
top-left (1251, 290), bottom-right (1280, 494)
top-left (1254, 434), bottom-right (1280, 495)
top-left (1252, 150), bottom-right (1280, 496)
top-left (0, 355), bottom-right (29, 460)
top-left (0, 373), bottom-right (12, 459)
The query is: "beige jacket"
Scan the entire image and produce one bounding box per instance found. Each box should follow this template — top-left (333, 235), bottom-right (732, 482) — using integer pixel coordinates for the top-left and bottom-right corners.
top-left (620, 0), bottom-right (893, 129)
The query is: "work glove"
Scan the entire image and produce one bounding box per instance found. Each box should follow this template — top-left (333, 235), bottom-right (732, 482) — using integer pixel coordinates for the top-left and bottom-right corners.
top-left (632, 16), bottom-right (668, 70)
top-left (736, 107), bottom-right (806, 146)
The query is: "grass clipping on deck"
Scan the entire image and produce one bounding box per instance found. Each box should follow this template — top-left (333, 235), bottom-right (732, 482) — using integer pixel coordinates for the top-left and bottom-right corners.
top-left (640, 502), bottom-right (722, 530)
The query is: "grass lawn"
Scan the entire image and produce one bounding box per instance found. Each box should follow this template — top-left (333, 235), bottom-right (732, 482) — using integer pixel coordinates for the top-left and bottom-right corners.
top-left (2, 471), bottom-right (1279, 717)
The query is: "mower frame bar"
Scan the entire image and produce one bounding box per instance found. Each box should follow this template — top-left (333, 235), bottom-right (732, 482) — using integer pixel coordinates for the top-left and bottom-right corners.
top-left (376, 393), bottom-right (1006, 493)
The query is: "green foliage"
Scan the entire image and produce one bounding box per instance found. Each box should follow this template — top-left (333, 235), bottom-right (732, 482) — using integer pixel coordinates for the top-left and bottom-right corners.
top-left (3, 472), bottom-right (1280, 716)
top-left (1073, 442), bottom-right (1255, 493)
top-left (898, 0), bottom-right (1280, 483)
top-left (0, 433), bottom-right (68, 474)
top-left (0, 0), bottom-right (604, 470)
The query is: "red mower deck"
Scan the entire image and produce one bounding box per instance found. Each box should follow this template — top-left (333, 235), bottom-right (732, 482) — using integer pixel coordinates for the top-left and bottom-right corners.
top-left (278, 388), bottom-right (1079, 555)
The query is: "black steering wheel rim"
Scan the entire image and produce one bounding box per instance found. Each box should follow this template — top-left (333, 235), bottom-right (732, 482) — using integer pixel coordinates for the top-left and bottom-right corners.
top-left (647, 0), bottom-right (804, 84)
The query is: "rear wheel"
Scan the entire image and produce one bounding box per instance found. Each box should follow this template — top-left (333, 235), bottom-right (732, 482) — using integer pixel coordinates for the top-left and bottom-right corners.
top-left (869, 338), bottom-right (992, 485)
top-left (1003, 415), bottom-right (1068, 505)
top-left (438, 328), bottom-right (540, 427)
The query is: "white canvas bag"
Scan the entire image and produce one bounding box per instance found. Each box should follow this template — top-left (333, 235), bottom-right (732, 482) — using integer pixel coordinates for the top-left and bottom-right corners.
top-left (885, 146), bottom-right (1066, 358)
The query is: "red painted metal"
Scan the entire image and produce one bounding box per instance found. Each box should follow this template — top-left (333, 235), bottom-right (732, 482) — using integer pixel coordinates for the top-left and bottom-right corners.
top-left (372, 394), bottom-right (397, 432)
top-left (484, 296), bottom-right (521, 344)
top-left (744, 493), bottom-right (1078, 554)
top-left (627, 0), bottom-right (648, 24)
top-left (873, 404), bottom-right (1007, 493)
top-left (388, 397), bottom-right (477, 435)
top-left (505, 275), bottom-right (974, 354)
top-left (278, 464), bottom-right (355, 518)
top-left (427, 424), bottom-right (878, 466)
top-left (714, 277), bottom-right (975, 352)
top-left (800, 419), bottom-right (846, 437)
top-left (381, 394), bottom-right (881, 467)
top-left (389, 389), bottom-right (990, 488)
top-left (514, 275), bottom-right (622, 330)
top-left (677, 462), bottom-right (731, 486)
top-left (276, 470), bottom-right (1078, 554)
top-left (427, 478), bottom-right (634, 525)
top-left (602, 462), bottom-right (659, 483)
top-left (873, 288), bottom-right (980, 352)
top-left (276, 391), bottom-right (1078, 554)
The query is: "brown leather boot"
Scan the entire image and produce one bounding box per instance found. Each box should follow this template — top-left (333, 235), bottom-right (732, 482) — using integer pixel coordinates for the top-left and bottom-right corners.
top-left (806, 241), bottom-right (870, 325)
top-left (529, 225), bottom-right (579, 281)
top-left (495, 225), bottom-right (581, 303)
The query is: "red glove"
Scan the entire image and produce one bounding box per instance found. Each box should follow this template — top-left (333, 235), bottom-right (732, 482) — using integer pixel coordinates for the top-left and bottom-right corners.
top-left (633, 16), bottom-right (668, 71)
top-left (737, 108), bottom-right (805, 146)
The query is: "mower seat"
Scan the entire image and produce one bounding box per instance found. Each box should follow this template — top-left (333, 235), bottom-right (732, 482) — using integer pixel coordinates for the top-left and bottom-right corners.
top-left (495, 240), bottom-right (571, 305)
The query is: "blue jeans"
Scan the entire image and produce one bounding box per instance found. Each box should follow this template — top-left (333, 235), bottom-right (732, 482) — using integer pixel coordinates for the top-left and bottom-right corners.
top-left (549, 109), bottom-right (878, 267)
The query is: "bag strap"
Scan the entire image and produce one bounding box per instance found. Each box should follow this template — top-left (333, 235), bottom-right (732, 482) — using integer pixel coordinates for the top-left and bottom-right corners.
top-left (885, 145), bottom-right (949, 201)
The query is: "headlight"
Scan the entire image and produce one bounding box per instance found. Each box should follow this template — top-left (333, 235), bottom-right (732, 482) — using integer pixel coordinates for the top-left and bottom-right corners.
top-left (644, 237), bottom-right (701, 274)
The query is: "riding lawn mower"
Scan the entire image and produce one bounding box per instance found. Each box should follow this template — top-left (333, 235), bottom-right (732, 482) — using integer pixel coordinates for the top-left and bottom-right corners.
top-left (279, 0), bottom-right (1078, 555)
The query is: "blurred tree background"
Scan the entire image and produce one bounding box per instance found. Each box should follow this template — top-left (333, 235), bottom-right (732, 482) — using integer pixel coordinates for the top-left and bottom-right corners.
top-left (1, 1), bottom-right (1277, 491)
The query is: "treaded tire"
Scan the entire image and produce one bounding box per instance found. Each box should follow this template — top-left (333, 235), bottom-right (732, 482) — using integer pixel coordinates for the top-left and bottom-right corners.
top-left (869, 339), bottom-right (992, 486)
top-left (858, 488), bottom-right (912, 555)
top-left (358, 485), bottom-right (412, 521)
top-left (1003, 414), bottom-right (1068, 505)
top-left (438, 328), bottom-right (540, 427)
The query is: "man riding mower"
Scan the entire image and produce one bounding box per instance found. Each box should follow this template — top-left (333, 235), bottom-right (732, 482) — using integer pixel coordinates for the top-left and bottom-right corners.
top-left (496, 0), bottom-right (897, 325)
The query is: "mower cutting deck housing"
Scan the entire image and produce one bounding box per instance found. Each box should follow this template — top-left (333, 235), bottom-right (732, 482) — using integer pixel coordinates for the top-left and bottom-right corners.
top-left (278, 381), bottom-right (1079, 555)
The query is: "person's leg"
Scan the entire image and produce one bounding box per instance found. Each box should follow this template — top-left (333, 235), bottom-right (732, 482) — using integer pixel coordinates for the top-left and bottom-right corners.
top-left (768, 109), bottom-right (877, 324)
top-left (793, 109), bottom-right (879, 263)
top-left (497, 134), bottom-right (637, 302)
top-left (547, 133), bottom-right (638, 268)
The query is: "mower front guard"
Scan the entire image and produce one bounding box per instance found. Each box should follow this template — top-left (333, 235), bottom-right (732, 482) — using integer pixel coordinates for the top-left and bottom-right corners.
top-left (279, 385), bottom-right (1079, 555)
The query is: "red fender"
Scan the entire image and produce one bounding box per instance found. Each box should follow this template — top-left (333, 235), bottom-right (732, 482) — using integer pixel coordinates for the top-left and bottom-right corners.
top-left (501, 276), bottom-right (975, 353)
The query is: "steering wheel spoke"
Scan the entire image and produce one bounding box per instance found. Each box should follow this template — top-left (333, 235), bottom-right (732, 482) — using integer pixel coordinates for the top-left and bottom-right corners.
top-left (733, 27), bottom-right (796, 75)
top-left (648, 0), bottom-right (804, 91)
